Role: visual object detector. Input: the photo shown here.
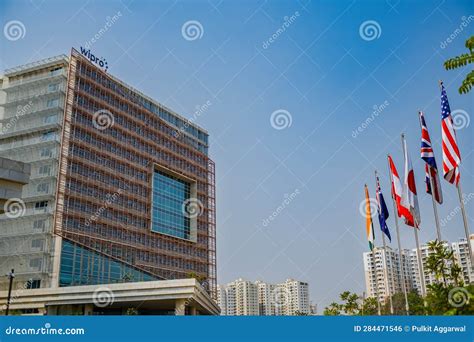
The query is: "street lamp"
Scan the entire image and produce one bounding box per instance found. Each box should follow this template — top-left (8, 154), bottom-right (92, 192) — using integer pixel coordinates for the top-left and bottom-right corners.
top-left (5, 269), bottom-right (14, 316)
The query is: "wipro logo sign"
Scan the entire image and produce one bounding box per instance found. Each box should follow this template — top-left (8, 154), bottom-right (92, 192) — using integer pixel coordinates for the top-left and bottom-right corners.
top-left (80, 47), bottom-right (108, 72)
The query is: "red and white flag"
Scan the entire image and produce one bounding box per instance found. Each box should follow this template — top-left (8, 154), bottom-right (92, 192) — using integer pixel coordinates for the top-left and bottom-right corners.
top-left (388, 154), bottom-right (413, 224)
top-left (440, 82), bottom-right (461, 186)
top-left (401, 135), bottom-right (421, 228)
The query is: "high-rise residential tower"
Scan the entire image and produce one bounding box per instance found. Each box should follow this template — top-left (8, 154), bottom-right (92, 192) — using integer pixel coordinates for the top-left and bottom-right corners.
top-left (363, 235), bottom-right (474, 303)
top-left (218, 278), bottom-right (311, 316)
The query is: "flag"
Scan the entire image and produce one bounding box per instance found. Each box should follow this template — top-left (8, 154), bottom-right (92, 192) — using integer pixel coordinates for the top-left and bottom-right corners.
top-left (440, 82), bottom-right (461, 186)
top-left (364, 184), bottom-right (375, 251)
top-left (376, 174), bottom-right (391, 242)
top-left (387, 154), bottom-right (413, 223)
top-left (419, 111), bottom-right (443, 204)
top-left (401, 135), bottom-right (421, 228)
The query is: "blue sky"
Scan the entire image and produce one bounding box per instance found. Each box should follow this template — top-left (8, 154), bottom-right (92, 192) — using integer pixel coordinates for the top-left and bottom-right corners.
top-left (1, 0), bottom-right (473, 311)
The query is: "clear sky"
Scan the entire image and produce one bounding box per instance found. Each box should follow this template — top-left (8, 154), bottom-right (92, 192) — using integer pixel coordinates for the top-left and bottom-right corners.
top-left (1, 0), bottom-right (473, 312)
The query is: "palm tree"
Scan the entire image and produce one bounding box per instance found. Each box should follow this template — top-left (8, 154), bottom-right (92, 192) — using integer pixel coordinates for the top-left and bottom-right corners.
top-left (425, 240), bottom-right (451, 287)
top-left (444, 36), bottom-right (474, 94)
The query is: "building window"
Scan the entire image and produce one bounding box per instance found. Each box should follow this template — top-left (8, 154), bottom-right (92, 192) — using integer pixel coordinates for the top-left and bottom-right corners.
top-left (38, 165), bottom-right (51, 176)
top-left (35, 201), bottom-right (48, 210)
top-left (46, 98), bottom-right (59, 108)
top-left (49, 67), bottom-right (62, 76)
top-left (33, 219), bottom-right (46, 230)
top-left (43, 114), bottom-right (57, 124)
top-left (41, 131), bottom-right (56, 141)
top-left (26, 279), bottom-right (41, 289)
top-left (40, 147), bottom-right (52, 157)
top-left (48, 83), bottom-right (59, 92)
top-left (31, 239), bottom-right (44, 250)
top-left (29, 258), bottom-right (42, 269)
top-left (37, 183), bottom-right (49, 193)
top-left (151, 167), bottom-right (196, 240)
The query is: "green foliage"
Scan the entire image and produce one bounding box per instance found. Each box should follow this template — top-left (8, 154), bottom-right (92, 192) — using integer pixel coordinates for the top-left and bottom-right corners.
top-left (323, 292), bottom-right (379, 316)
top-left (125, 307), bottom-right (138, 315)
top-left (323, 302), bottom-right (341, 316)
top-left (444, 35), bottom-right (474, 94)
top-left (421, 240), bottom-right (473, 315)
top-left (360, 297), bottom-right (378, 315)
top-left (294, 310), bottom-right (309, 316)
top-left (382, 291), bottom-right (425, 315)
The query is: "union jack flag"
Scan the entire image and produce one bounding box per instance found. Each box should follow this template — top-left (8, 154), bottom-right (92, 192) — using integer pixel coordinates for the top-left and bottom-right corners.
top-left (419, 111), bottom-right (443, 204)
top-left (440, 82), bottom-right (461, 186)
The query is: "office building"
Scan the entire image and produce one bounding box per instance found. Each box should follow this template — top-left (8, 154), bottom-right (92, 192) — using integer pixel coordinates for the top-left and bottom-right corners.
top-left (0, 49), bottom-right (217, 315)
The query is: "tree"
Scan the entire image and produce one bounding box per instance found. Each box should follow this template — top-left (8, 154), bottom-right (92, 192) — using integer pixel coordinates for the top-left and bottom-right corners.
top-left (323, 291), bottom-right (379, 316)
top-left (425, 240), bottom-right (452, 287)
top-left (340, 291), bottom-right (360, 315)
top-left (444, 35), bottom-right (474, 94)
top-left (323, 302), bottom-right (341, 316)
top-left (423, 239), bottom-right (473, 315)
top-left (360, 297), bottom-right (378, 315)
top-left (125, 307), bottom-right (138, 315)
top-left (381, 291), bottom-right (425, 315)
top-left (294, 310), bottom-right (309, 316)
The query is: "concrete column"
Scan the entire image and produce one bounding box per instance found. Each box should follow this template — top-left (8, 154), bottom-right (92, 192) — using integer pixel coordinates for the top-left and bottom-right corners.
top-left (189, 306), bottom-right (197, 316)
top-left (175, 299), bottom-right (186, 316)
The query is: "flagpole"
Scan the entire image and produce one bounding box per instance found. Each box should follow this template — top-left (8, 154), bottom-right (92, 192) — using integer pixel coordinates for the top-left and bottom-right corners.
top-left (428, 171), bottom-right (442, 242)
top-left (375, 170), bottom-right (393, 315)
top-left (387, 155), bottom-right (410, 315)
top-left (401, 133), bottom-right (427, 298)
top-left (438, 80), bottom-right (473, 267)
top-left (413, 223), bottom-right (426, 297)
top-left (366, 184), bottom-right (382, 315)
top-left (417, 111), bottom-right (442, 242)
top-left (457, 180), bottom-right (474, 266)
top-left (371, 244), bottom-right (382, 316)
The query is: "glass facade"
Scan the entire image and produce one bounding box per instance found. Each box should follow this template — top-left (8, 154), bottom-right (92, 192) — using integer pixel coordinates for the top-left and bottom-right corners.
top-left (60, 241), bottom-right (156, 286)
top-left (53, 49), bottom-right (217, 296)
top-left (152, 170), bottom-right (191, 240)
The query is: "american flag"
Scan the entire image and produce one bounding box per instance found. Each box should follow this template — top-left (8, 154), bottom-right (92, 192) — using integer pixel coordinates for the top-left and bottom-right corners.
top-left (419, 111), bottom-right (443, 204)
top-left (440, 82), bottom-right (461, 186)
